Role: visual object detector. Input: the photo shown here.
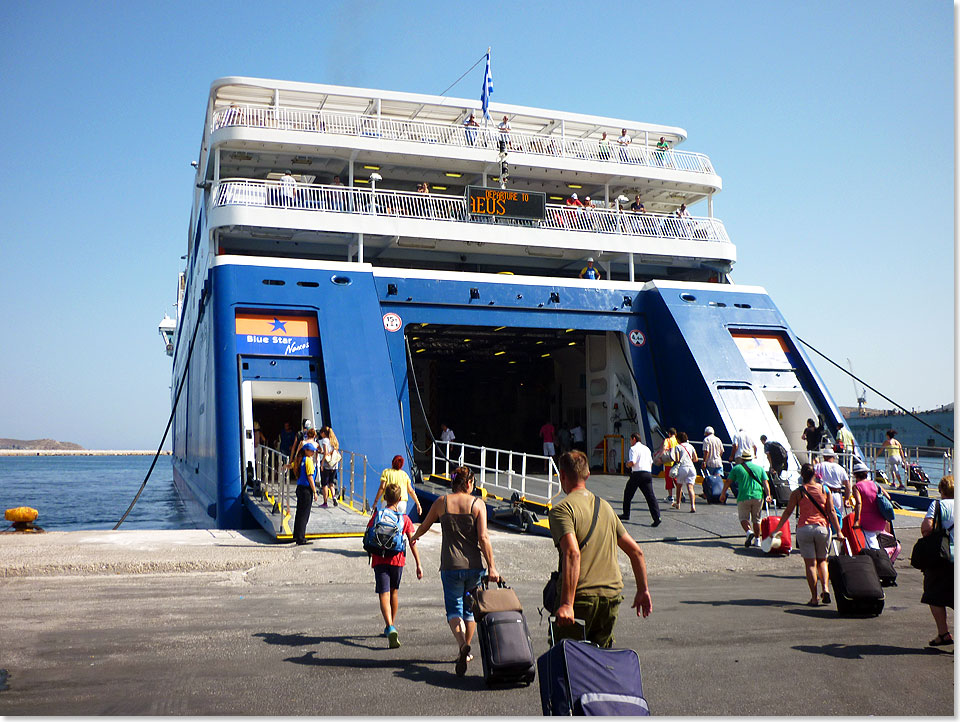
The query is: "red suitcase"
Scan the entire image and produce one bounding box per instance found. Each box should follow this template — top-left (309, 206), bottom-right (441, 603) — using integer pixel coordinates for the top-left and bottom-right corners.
top-left (841, 513), bottom-right (866, 555)
top-left (760, 504), bottom-right (791, 555)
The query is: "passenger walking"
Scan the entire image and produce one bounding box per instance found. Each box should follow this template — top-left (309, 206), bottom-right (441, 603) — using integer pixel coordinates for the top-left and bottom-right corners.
top-left (836, 422), bottom-right (855, 455)
top-left (672, 431), bottom-right (699, 513)
top-left (815, 448), bottom-right (850, 527)
top-left (769, 463), bottom-right (843, 606)
top-left (701, 426), bottom-right (724, 477)
top-left (721, 448), bottom-right (772, 548)
top-left (659, 428), bottom-right (679, 504)
top-left (549, 451), bottom-right (652, 648)
top-left (760, 434), bottom-right (789, 481)
top-left (620, 433), bottom-right (660, 526)
top-left (540, 419), bottom-right (557, 457)
top-left (367, 482), bottom-right (423, 649)
top-left (921, 476), bottom-right (954, 647)
top-left (279, 421), bottom-right (297, 459)
top-left (410, 466), bottom-right (500, 677)
top-left (882, 429), bottom-right (907, 490)
top-left (318, 426), bottom-right (340, 508)
top-left (292, 441), bottom-right (319, 545)
top-left (851, 462), bottom-right (892, 550)
top-left (372, 455), bottom-right (422, 517)
top-left (290, 418), bottom-right (314, 459)
top-left (729, 427), bottom-right (757, 464)
top-left (801, 416), bottom-right (826, 464)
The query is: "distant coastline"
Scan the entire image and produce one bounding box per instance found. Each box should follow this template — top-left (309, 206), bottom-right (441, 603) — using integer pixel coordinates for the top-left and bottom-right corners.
top-left (0, 450), bottom-right (171, 457)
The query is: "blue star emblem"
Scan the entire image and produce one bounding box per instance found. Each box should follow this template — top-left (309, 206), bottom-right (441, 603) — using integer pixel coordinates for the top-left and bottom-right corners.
top-left (270, 318), bottom-right (287, 333)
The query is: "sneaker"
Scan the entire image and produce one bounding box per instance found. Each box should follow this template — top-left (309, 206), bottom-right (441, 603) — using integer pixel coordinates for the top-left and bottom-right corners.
top-left (753, 537), bottom-right (761, 547)
top-left (332, 498), bottom-right (339, 507)
top-left (387, 626), bottom-right (400, 649)
top-left (744, 532), bottom-right (755, 548)
top-left (320, 503), bottom-right (328, 508)
top-left (383, 625), bottom-right (391, 637)
top-left (651, 519), bottom-right (661, 527)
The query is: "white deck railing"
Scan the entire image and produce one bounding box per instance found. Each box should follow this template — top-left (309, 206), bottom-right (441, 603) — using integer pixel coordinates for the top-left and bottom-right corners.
top-left (214, 180), bottom-right (731, 244)
top-left (213, 105), bottom-right (716, 175)
top-left (431, 440), bottom-right (562, 507)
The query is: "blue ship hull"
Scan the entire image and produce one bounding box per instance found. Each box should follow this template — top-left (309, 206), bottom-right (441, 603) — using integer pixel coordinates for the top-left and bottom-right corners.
top-left (171, 258), bottom-right (848, 530)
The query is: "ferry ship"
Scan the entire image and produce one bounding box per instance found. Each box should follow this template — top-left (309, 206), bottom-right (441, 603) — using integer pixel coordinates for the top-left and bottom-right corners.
top-left (160, 76), bottom-right (854, 538)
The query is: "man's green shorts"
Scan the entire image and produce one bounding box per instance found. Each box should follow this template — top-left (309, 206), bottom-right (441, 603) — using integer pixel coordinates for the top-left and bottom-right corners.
top-left (551, 594), bottom-right (623, 649)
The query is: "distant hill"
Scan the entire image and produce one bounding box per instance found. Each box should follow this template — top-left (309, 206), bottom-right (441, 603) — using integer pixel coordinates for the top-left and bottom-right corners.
top-left (0, 438), bottom-right (85, 451)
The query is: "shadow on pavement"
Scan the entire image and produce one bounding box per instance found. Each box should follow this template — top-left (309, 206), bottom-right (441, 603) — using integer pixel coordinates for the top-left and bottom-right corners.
top-left (792, 642), bottom-right (949, 659)
top-left (254, 632), bottom-right (382, 651)
top-left (311, 547), bottom-right (368, 559)
top-left (682, 597), bottom-right (795, 608)
top-left (285, 651), bottom-right (489, 690)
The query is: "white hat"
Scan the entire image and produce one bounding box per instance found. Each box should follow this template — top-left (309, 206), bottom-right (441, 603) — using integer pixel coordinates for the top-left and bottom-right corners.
top-left (587, 257), bottom-right (594, 263)
top-left (739, 449), bottom-right (754, 460)
top-left (822, 448), bottom-right (837, 458)
top-left (704, 426), bottom-right (714, 435)
top-left (303, 420), bottom-right (314, 429)
top-left (852, 462), bottom-right (871, 475)
top-left (571, 193), bottom-right (578, 199)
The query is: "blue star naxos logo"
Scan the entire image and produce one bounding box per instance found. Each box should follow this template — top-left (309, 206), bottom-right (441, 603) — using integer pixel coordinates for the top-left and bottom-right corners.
top-left (270, 318), bottom-right (287, 333)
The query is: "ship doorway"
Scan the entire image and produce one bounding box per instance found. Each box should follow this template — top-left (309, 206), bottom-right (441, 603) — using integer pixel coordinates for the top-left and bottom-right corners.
top-left (240, 380), bottom-right (323, 474)
top-left (405, 324), bottom-right (590, 457)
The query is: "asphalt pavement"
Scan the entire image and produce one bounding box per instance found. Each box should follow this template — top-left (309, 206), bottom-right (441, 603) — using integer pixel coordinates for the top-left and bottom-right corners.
top-left (0, 497), bottom-right (952, 716)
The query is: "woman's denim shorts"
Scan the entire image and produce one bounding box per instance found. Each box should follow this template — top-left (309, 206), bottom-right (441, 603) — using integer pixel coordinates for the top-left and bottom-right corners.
top-left (439, 568), bottom-right (485, 621)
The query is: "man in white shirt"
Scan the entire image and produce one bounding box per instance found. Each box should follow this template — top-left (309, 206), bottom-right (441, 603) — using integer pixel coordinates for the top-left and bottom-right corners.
top-left (620, 433), bottom-right (660, 526)
top-left (729, 428), bottom-right (758, 464)
top-left (439, 423), bottom-right (455, 443)
top-left (815, 448), bottom-right (850, 525)
top-left (702, 426), bottom-right (724, 475)
top-left (617, 128), bottom-right (631, 162)
top-left (570, 424), bottom-right (585, 452)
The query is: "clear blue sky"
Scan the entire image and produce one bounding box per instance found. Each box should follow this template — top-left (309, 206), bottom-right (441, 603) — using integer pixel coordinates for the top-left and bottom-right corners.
top-left (0, 1), bottom-right (953, 449)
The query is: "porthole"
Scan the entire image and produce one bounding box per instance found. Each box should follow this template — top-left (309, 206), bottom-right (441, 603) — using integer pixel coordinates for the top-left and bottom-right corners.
top-left (330, 275), bottom-right (352, 286)
top-left (680, 293), bottom-right (697, 303)
top-left (262, 279), bottom-right (285, 286)
top-left (297, 281), bottom-right (319, 288)
top-left (734, 303), bottom-right (752, 309)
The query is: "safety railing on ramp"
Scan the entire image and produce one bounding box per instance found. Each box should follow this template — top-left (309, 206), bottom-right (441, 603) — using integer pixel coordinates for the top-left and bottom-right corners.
top-left (431, 440), bottom-right (562, 508)
top-left (253, 445), bottom-right (369, 514)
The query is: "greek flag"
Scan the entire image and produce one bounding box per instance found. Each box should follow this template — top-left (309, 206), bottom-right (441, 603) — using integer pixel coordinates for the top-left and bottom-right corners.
top-left (481, 51), bottom-right (493, 120)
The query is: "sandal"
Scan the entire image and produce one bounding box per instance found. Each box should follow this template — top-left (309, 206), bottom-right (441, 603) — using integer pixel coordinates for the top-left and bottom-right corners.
top-left (455, 643), bottom-right (471, 676)
top-left (930, 633), bottom-right (953, 646)
top-left (806, 599), bottom-right (819, 607)
top-left (821, 592), bottom-right (831, 605)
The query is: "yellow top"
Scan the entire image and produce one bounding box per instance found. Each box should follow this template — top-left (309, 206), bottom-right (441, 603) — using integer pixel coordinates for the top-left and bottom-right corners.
top-left (380, 468), bottom-right (412, 501)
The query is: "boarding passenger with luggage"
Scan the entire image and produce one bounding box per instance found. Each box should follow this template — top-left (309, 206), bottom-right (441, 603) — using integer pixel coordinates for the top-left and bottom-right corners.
top-left (851, 462), bottom-right (894, 550)
top-left (815, 448), bottom-right (850, 530)
top-left (701, 426), bottom-right (725, 503)
top-left (549, 450), bottom-right (652, 648)
top-left (721, 448), bottom-right (772, 548)
top-left (919, 475), bottom-right (954, 647)
top-left (410, 466), bottom-right (500, 677)
top-left (769, 463), bottom-right (843, 606)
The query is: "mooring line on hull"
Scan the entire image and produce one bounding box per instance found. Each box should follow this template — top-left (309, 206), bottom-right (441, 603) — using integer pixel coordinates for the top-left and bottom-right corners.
top-left (797, 336), bottom-right (953, 444)
top-left (404, 335), bottom-right (458, 471)
top-left (114, 293), bottom-right (208, 529)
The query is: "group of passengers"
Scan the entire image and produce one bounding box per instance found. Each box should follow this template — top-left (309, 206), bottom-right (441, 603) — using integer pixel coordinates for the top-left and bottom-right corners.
top-left (619, 424), bottom-right (953, 643)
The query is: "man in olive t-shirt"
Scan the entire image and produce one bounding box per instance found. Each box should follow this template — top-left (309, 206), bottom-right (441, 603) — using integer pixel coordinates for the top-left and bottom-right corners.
top-left (549, 450), bottom-right (652, 648)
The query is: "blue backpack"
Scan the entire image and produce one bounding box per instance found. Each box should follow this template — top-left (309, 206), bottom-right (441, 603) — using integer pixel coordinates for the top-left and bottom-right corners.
top-left (363, 508), bottom-right (406, 557)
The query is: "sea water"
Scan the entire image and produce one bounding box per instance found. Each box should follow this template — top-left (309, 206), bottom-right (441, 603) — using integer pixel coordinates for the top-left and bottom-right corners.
top-left (0, 456), bottom-right (195, 532)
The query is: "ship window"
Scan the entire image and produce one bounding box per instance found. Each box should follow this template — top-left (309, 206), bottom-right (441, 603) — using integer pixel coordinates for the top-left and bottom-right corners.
top-left (297, 281), bottom-right (319, 288)
top-left (708, 301), bottom-right (727, 308)
top-left (262, 279), bottom-right (285, 286)
top-left (680, 293), bottom-right (696, 303)
top-left (331, 275), bottom-right (352, 286)
top-left (734, 303), bottom-right (752, 309)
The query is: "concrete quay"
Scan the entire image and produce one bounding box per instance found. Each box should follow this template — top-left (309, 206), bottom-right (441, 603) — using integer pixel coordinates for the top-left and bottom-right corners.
top-left (0, 504), bottom-right (953, 716)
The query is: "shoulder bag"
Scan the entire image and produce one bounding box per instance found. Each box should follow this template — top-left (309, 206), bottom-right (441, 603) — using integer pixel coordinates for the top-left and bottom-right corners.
top-left (910, 501), bottom-right (952, 570)
top-left (542, 496), bottom-right (601, 614)
top-left (873, 482), bottom-right (896, 522)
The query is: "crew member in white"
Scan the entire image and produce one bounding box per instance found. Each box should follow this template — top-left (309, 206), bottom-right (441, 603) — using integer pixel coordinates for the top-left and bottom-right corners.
top-left (620, 433), bottom-right (660, 527)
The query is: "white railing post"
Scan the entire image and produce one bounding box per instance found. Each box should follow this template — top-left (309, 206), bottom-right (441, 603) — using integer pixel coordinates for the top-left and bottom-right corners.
top-left (480, 447), bottom-right (487, 489)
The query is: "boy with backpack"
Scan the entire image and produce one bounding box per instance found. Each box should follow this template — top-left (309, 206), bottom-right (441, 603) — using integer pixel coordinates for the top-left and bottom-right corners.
top-left (364, 482), bottom-right (423, 648)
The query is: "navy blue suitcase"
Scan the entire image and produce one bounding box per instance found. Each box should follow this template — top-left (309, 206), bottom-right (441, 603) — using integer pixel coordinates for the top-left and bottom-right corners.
top-left (538, 638), bottom-right (649, 715)
top-left (703, 472), bottom-right (724, 503)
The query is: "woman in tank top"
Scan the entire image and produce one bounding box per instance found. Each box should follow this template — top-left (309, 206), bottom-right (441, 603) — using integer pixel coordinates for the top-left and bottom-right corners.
top-left (410, 466), bottom-right (499, 677)
top-left (770, 463), bottom-right (843, 606)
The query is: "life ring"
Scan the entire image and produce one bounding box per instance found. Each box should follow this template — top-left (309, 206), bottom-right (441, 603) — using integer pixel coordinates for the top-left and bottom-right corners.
top-left (5, 507), bottom-right (39, 523)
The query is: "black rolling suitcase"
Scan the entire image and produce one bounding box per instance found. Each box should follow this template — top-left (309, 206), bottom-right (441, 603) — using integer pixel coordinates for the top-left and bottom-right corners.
top-left (828, 539), bottom-right (884, 616)
top-left (476, 610), bottom-right (536, 686)
top-left (859, 547), bottom-right (897, 587)
top-left (770, 479), bottom-right (792, 507)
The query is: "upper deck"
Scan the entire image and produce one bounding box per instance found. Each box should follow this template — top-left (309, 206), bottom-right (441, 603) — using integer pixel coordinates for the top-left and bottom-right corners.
top-left (188, 77), bottom-right (733, 284)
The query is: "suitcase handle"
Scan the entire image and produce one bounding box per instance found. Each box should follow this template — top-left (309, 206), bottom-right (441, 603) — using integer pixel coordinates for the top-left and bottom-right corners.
top-left (480, 574), bottom-right (508, 589)
top-left (547, 615), bottom-right (587, 646)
